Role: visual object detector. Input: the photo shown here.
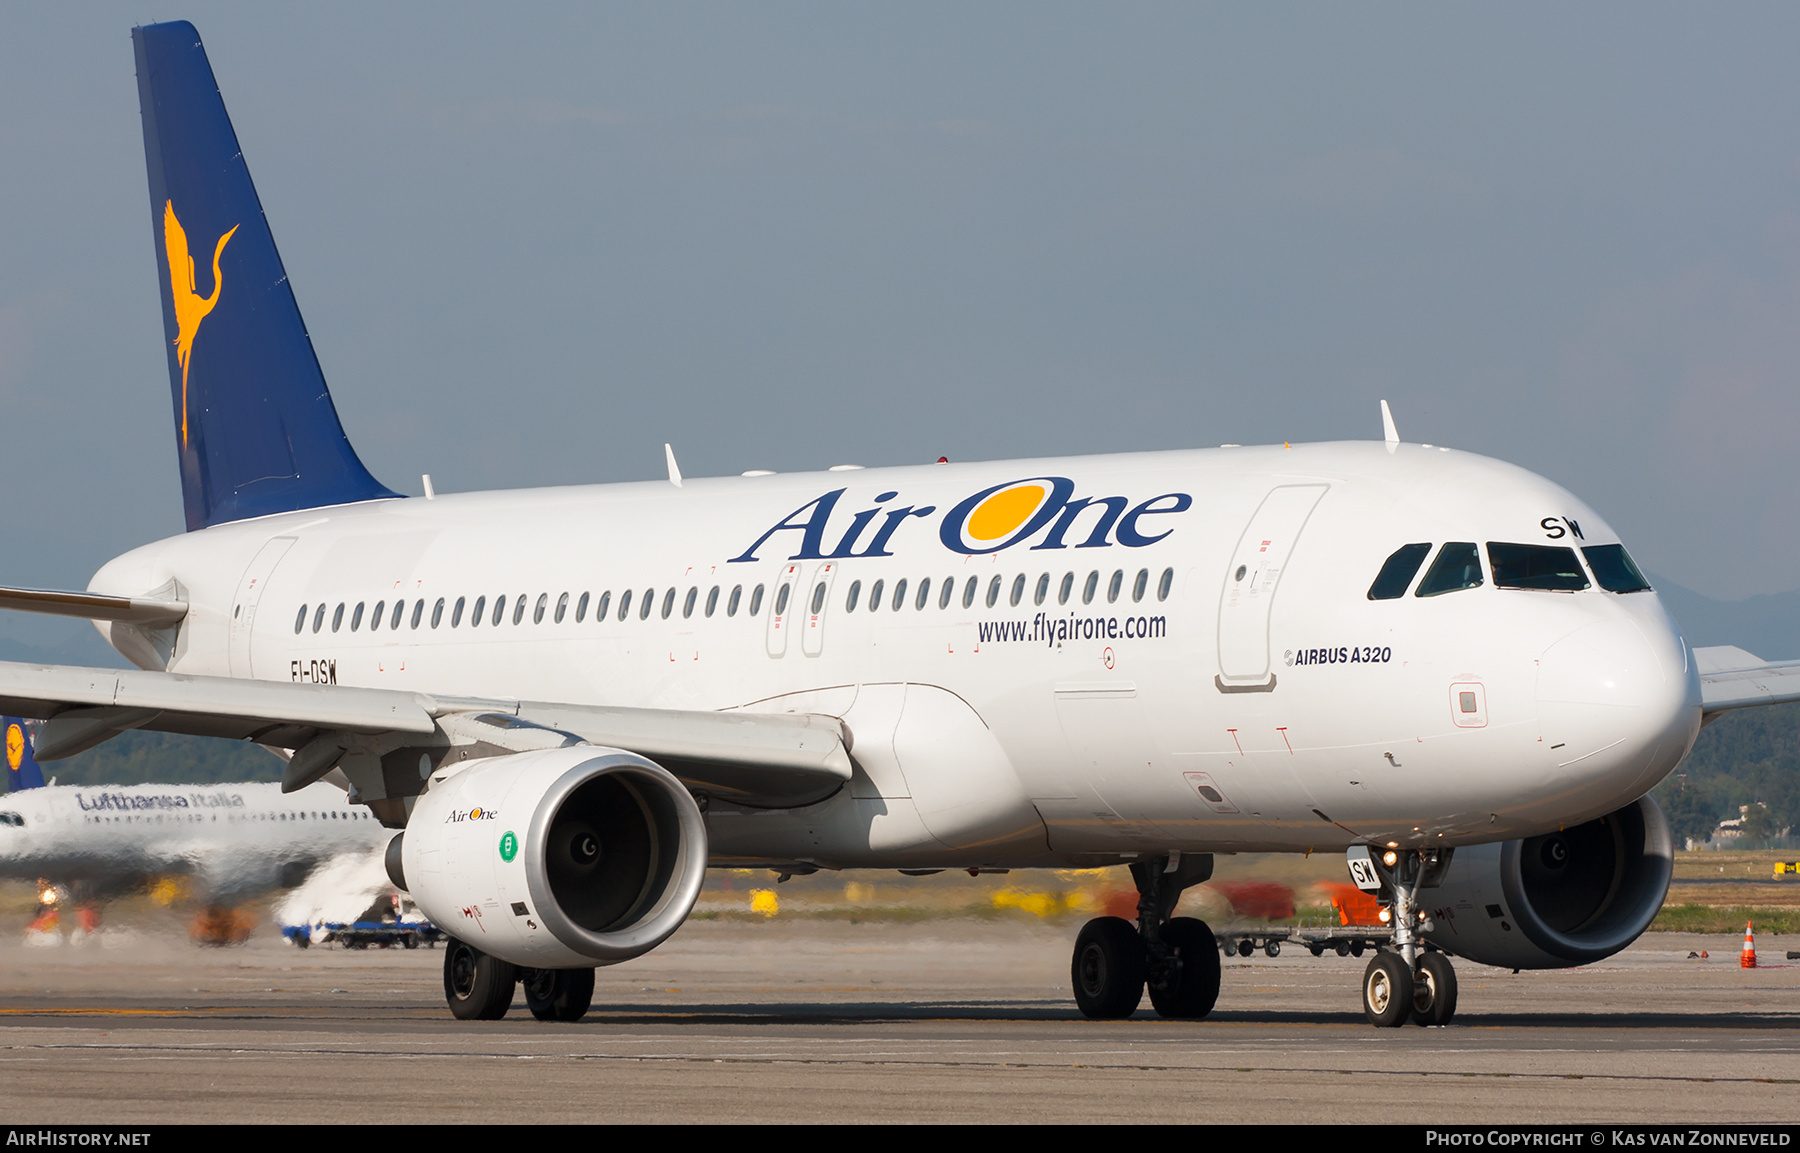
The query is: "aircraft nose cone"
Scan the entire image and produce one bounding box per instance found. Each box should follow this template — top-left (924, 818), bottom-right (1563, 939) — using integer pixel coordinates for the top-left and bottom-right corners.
top-left (1536, 615), bottom-right (1699, 805)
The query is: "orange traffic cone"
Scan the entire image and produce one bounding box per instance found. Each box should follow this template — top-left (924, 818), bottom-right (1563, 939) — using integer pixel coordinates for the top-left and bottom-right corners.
top-left (1741, 921), bottom-right (1757, 969)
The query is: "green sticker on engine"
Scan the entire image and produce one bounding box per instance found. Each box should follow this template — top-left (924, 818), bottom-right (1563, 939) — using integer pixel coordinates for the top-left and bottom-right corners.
top-left (499, 831), bottom-right (518, 862)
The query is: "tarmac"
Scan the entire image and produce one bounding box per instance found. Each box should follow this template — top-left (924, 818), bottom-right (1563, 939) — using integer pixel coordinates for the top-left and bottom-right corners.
top-left (1, 914), bottom-right (1797, 1125)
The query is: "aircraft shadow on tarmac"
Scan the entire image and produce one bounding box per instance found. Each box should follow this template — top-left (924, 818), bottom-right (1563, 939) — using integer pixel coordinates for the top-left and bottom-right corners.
top-left (570, 1003), bottom-right (1800, 1031)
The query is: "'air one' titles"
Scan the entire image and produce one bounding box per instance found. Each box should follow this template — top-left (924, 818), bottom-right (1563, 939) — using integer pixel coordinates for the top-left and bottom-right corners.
top-left (730, 477), bottom-right (1194, 564)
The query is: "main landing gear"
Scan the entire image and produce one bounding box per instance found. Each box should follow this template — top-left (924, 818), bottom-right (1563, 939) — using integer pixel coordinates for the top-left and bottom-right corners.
top-left (443, 937), bottom-right (596, 1022)
top-left (1356, 846), bottom-right (1459, 1028)
top-left (1071, 853), bottom-right (1219, 1020)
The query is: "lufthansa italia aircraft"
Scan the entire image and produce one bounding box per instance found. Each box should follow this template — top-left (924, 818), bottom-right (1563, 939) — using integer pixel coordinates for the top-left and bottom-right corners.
top-left (2, 21), bottom-right (1793, 1025)
top-left (0, 717), bottom-right (389, 938)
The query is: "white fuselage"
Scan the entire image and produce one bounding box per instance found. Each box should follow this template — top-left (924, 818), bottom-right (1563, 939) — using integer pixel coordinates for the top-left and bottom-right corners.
top-left (86, 441), bottom-right (1702, 868)
top-left (0, 780), bottom-right (388, 898)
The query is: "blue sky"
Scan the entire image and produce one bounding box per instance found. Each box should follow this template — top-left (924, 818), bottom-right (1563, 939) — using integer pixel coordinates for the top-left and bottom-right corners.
top-left (3, 3), bottom-right (1799, 642)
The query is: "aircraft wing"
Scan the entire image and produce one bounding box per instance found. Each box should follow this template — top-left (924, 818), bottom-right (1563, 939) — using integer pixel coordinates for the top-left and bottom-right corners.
top-left (0, 659), bottom-right (850, 807)
top-left (1693, 645), bottom-right (1800, 718)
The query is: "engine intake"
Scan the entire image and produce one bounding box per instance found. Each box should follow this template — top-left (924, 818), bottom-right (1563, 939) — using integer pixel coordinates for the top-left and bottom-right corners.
top-left (1422, 794), bottom-right (1672, 969)
top-left (401, 746), bottom-right (707, 969)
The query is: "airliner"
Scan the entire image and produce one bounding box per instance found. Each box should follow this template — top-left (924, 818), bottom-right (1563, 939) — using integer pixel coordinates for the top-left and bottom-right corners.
top-left (0, 717), bottom-right (389, 940)
top-left (0, 20), bottom-right (1790, 1025)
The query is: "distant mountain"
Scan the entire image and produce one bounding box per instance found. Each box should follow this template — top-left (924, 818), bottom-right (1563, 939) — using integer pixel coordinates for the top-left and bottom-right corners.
top-left (1651, 575), bottom-right (1800, 661)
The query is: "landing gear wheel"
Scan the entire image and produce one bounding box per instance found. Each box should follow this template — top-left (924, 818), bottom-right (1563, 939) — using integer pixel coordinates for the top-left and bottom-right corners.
top-left (1263, 940), bottom-right (1281, 958)
top-left (1409, 952), bottom-right (1458, 1027)
top-left (1148, 917), bottom-right (1221, 1020)
top-left (443, 938), bottom-right (517, 1020)
top-left (1072, 916), bottom-right (1146, 1019)
top-left (524, 967), bottom-right (596, 1022)
top-left (1237, 939), bottom-right (1254, 957)
top-left (1362, 952), bottom-right (1413, 1028)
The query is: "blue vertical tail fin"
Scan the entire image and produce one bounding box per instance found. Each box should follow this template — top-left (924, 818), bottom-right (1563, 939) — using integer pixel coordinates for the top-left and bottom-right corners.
top-left (132, 21), bottom-right (399, 531)
top-left (5, 718), bottom-right (45, 792)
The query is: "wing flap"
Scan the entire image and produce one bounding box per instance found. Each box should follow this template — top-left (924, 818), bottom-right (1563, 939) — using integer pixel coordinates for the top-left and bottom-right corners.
top-left (512, 701), bottom-right (851, 806)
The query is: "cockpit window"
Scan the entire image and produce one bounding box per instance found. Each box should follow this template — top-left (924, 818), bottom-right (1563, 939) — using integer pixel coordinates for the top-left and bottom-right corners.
top-left (1487, 543), bottom-right (1589, 592)
top-left (1368, 543), bottom-right (1432, 600)
top-left (1582, 544), bottom-right (1652, 593)
top-left (0, 812), bottom-right (22, 827)
top-left (1415, 542), bottom-right (1483, 597)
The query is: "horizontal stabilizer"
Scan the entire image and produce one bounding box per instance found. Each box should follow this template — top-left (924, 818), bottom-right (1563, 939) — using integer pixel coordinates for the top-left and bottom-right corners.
top-left (1693, 645), bottom-right (1800, 716)
top-left (0, 585), bottom-right (186, 626)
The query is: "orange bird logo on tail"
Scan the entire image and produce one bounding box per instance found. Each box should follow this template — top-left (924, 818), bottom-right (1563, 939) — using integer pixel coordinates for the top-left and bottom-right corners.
top-left (163, 201), bottom-right (238, 448)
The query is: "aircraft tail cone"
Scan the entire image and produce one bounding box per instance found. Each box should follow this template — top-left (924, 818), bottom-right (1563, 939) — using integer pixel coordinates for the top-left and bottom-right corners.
top-left (1741, 921), bottom-right (1757, 969)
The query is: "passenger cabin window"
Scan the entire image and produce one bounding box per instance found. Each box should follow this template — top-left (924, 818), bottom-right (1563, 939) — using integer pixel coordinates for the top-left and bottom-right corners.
top-left (431, 598), bottom-right (446, 628)
top-left (372, 600), bottom-right (387, 630)
top-left (575, 592), bottom-right (588, 622)
top-left (892, 578), bottom-right (908, 611)
top-left (391, 600), bottom-right (406, 630)
top-left (727, 586), bottom-right (741, 616)
top-left (294, 605), bottom-right (307, 634)
top-left (963, 576), bottom-right (978, 609)
top-left (811, 583), bottom-right (827, 614)
top-left (1487, 543), bottom-right (1589, 592)
top-left (939, 578), bottom-right (955, 609)
top-left (470, 596), bottom-right (485, 627)
top-left (617, 590), bottom-right (632, 621)
top-left (916, 578), bottom-right (931, 610)
top-left (515, 596), bottom-right (530, 625)
top-left (352, 602), bottom-right (365, 631)
top-left (705, 586), bottom-right (720, 617)
top-left (749, 584), bottom-right (764, 616)
top-left (986, 575), bottom-right (1002, 608)
top-left (1059, 572), bottom-right (1074, 605)
top-left (639, 589), bottom-right (654, 620)
top-left (1082, 571), bottom-right (1099, 605)
top-left (412, 600), bottom-right (426, 629)
top-left (1157, 567), bottom-right (1174, 601)
top-left (555, 593), bottom-right (569, 623)
top-left (686, 587), bottom-right (700, 618)
top-left (662, 588), bottom-right (677, 619)
top-left (313, 604), bottom-right (327, 633)
top-left (331, 603), bottom-right (345, 632)
top-left (1582, 544), bottom-right (1653, 593)
top-left (845, 580), bottom-right (862, 612)
top-left (1415, 543), bottom-right (1483, 597)
top-left (1107, 570), bottom-right (1123, 604)
top-left (1132, 569), bottom-right (1148, 603)
top-left (492, 596), bottom-right (507, 627)
top-left (869, 579), bottom-right (885, 611)
top-left (452, 597), bottom-right (465, 627)
top-left (596, 591), bottom-right (611, 620)
top-left (1368, 543), bottom-right (1433, 600)
top-left (1036, 573), bottom-right (1051, 606)
top-left (1010, 574), bottom-right (1026, 607)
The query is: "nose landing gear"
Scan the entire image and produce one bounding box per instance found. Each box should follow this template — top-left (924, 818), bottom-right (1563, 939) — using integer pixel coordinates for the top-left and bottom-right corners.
top-left (1354, 846), bottom-right (1459, 1028)
top-left (1070, 853), bottom-right (1218, 1020)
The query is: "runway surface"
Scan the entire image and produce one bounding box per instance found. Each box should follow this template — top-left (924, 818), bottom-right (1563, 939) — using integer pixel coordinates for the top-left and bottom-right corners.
top-left (1, 918), bottom-right (1796, 1124)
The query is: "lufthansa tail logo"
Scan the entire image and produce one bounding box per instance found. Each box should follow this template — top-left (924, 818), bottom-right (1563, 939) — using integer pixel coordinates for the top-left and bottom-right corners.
top-left (163, 201), bottom-right (239, 449)
top-left (5, 723), bottom-right (21, 773)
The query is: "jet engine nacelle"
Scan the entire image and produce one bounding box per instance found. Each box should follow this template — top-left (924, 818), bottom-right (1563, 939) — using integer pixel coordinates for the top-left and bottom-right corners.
top-left (399, 746), bottom-right (707, 969)
top-left (1421, 795), bottom-right (1672, 970)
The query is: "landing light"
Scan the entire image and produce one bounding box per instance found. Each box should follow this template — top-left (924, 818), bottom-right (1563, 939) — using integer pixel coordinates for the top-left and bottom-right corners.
top-left (1377, 907), bottom-right (1392, 924)
top-left (1382, 850), bottom-right (1399, 868)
